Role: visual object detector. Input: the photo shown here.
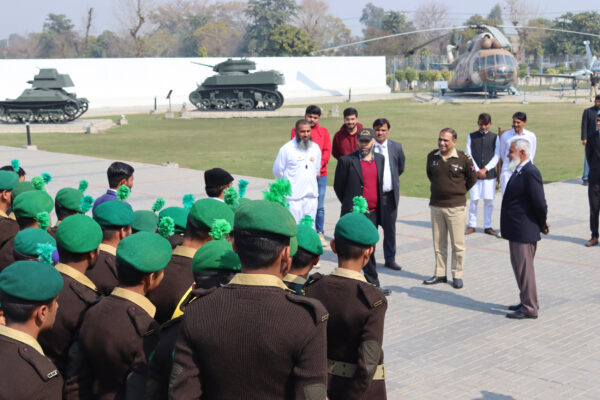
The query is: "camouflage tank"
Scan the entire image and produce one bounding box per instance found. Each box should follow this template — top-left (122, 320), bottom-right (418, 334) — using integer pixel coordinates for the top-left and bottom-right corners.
top-left (189, 59), bottom-right (285, 111)
top-left (0, 69), bottom-right (89, 123)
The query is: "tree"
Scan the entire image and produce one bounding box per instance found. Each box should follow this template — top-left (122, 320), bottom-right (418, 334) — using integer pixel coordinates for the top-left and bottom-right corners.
top-left (359, 3), bottom-right (385, 30)
top-left (413, 2), bottom-right (449, 55)
top-left (503, 0), bottom-right (539, 60)
top-left (117, 0), bottom-right (154, 57)
top-left (36, 14), bottom-right (80, 58)
top-left (295, 0), bottom-right (353, 51)
top-left (262, 24), bottom-right (316, 56)
top-left (361, 10), bottom-right (415, 56)
top-left (543, 12), bottom-right (600, 58)
top-left (194, 20), bottom-right (241, 56)
top-left (245, 0), bottom-right (297, 55)
top-left (487, 4), bottom-right (503, 24)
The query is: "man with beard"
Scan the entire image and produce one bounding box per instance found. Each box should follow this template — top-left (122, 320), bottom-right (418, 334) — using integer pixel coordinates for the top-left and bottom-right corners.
top-left (274, 119), bottom-right (322, 223)
top-left (498, 112), bottom-right (537, 195)
top-left (334, 128), bottom-right (389, 295)
top-left (332, 107), bottom-right (362, 160)
top-left (501, 138), bottom-right (549, 319)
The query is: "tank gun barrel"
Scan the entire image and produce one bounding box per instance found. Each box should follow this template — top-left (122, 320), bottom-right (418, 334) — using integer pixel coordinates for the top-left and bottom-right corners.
top-left (191, 61), bottom-right (216, 69)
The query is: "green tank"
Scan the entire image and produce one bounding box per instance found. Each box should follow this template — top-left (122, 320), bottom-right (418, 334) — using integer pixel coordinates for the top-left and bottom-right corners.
top-left (0, 69), bottom-right (89, 123)
top-left (189, 59), bottom-right (285, 111)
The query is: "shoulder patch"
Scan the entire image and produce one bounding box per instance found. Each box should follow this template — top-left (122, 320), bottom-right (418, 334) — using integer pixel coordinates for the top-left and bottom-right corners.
top-left (305, 272), bottom-right (324, 287)
top-left (69, 281), bottom-right (101, 306)
top-left (358, 282), bottom-right (387, 309)
top-left (285, 293), bottom-right (329, 324)
top-left (18, 346), bottom-right (62, 382)
top-left (127, 306), bottom-right (159, 337)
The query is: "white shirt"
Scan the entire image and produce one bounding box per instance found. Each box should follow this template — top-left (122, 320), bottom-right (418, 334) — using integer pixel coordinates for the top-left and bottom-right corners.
top-left (272, 139), bottom-right (321, 200)
top-left (499, 128), bottom-right (536, 171)
top-left (465, 131), bottom-right (500, 173)
top-left (374, 140), bottom-right (392, 192)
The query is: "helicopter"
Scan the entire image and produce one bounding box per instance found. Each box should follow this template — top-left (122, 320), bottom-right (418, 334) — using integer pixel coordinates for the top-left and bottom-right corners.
top-left (532, 40), bottom-right (600, 84)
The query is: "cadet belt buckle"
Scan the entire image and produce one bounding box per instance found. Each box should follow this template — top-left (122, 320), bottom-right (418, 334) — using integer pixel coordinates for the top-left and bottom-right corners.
top-left (327, 359), bottom-right (386, 380)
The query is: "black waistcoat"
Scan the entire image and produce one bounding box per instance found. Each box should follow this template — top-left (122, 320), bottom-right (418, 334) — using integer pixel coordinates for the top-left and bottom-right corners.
top-left (470, 131), bottom-right (498, 179)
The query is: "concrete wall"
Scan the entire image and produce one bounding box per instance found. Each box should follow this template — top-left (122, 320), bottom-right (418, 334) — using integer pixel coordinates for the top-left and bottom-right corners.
top-left (0, 57), bottom-right (389, 111)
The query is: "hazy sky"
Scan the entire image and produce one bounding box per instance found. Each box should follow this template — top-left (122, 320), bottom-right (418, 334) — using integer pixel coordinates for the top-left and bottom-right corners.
top-left (1, 0), bottom-right (598, 39)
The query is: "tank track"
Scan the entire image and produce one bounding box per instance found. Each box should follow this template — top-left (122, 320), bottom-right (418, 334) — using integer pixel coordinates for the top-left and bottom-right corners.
top-left (0, 100), bottom-right (89, 123)
top-left (189, 86), bottom-right (284, 111)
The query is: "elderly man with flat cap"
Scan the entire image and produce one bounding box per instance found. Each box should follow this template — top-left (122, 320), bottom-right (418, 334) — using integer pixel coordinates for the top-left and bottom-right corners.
top-left (204, 167), bottom-right (234, 201)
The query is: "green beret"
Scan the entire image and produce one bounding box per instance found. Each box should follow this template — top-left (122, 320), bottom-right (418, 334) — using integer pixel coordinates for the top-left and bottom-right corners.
top-left (190, 199), bottom-right (234, 229)
top-left (192, 240), bottom-right (241, 274)
top-left (56, 214), bottom-right (102, 253)
top-left (290, 236), bottom-right (298, 257)
top-left (117, 232), bottom-right (172, 273)
top-left (12, 190), bottom-right (54, 218)
top-left (132, 210), bottom-right (158, 233)
top-left (234, 200), bottom-right (297, 238)
top-left (334, 213), bottom-right (379, 246)
top-left (93, 200), bottom-right (135, 227)
top-left (11, 181), bottom-right (36, 200)
top-left (0, 171), bottom-right (19, 191)
top-left (297, 225), bottom-right (323, 256)
top-left (14, 228), bottom-right (56, 257)
top-left (159, 207), bottom-right (188, 233)
top-left (0, 261), bottom-right (63, 301)
top-left (55, 187), bottom-right (83, 211)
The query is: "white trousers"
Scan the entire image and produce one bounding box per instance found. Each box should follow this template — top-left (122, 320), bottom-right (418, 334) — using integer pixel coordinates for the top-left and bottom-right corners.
top-left (500, 169), bottom-right (512, 196)
top-left (468, 199), bottom-right (494, 228)
top-left (287, 197), bottom-right (318, 225)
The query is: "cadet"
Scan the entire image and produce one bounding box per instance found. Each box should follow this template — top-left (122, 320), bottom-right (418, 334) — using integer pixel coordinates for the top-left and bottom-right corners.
top-left (0, 170), bottom-right (20, 250)
top-left (305, 201), bottom-right (388, 400)
top-left (12, 228), bottom-right (56, 263)
top-left (146, 229), bottom-right (240, 400)
top-left (0, 261), bottom-right (64, 399)
top-left (283, 215), bottom-right (323, 295)
top-left (38, 214), bottom-right (102, 373)
top-left (159, 204), bottom-right (189, 248)
top-left (0, 187), bottom-right (54, 270)
top-left (148, 198), bottom-right (234, 324)
top-left (49, 180), bottom-right (93, 238)
top-left (69, 232), bottom-right (171, 399)
top-left (169, 200), bottom-right (328, 399)
top-left (88, 199), bottom-right (135, 295)
top-left (131, 198), bottom-right (165, 233)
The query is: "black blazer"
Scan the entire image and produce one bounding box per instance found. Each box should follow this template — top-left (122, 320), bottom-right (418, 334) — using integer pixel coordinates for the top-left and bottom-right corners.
top-left (381, 139), bottom-right (406, 206)
top-left (581, 106), bottom-right (599, 141)
top-left (500, 162), bottom-right (548, 243)
top-left (334, 150), bottom-right (384, 221)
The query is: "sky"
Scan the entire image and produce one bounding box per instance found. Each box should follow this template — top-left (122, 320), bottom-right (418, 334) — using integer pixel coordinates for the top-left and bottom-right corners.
top-left (1, 0), bottom-right (598, 39)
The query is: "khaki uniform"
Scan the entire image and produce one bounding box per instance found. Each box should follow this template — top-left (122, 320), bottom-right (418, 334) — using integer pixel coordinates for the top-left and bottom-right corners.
top-left (0, 211), bottom-right (18, 250)
top-left (38, 263), bottom-right (100, 373)
top-left (169, 273), bottom-right (329, 399)
top-left (305, 268), bottom-right (387, 400)
top-left (0, 325), bottom-right (63, 400)
top-left (426, 148), bottom-right (477, 279)
top-left (85, 244), bottom-right (118, 296)
top-left (67, 287), bottom-right (159, 400)
top-left (147, 245), bottom-right (195, 324)
top-left (283, 273), bottom-right (308, 295)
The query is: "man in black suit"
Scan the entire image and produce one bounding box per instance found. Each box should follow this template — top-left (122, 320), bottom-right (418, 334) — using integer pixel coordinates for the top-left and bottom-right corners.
top-left (501, 138), bottom-right (549, 319)
top-left (580, 95), bottom-right (600, 185)
top-left (585, 112), bottom-right (600, 247)
top-left (373, 118), bottom-right (406, 271)
top-left (334, 128), bottom-right (389, 295)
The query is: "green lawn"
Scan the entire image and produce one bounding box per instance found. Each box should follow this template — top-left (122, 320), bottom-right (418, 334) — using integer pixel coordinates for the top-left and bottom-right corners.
top-left (0, 98), bottom-right (589, 198)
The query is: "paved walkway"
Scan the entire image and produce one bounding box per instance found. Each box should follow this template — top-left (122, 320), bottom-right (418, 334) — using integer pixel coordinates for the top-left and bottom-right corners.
top-left (2, 145), bottom-right (598, 399)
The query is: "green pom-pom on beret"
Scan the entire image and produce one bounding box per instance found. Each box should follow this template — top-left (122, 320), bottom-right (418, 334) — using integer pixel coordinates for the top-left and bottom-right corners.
top-left (158, 207), bottom-right (188, 233)
top-left (296, 218), bottom-right (323, 256)
top-left (263, 178), bottom-right (292, 208)
top-left (334, 212), bottom-right (379, 246)
top-left (116, 232), bottom-right (172, 273)
top-left (56, 187), bottom-right (84, 212)
top-left (117, 185), bottom-right (130, 201)
top-left (32, 176), bottom-right (45, 191)
top-left (11, 159), bottom-right (20, 172)
top-left (234, 200), bottom-right (297, 238)
top-left (189, 198), bottom-right (234, 229)
top-left (132, 210), bottom-right (158, 233)
top-left (158, 216), bottom-right (175, 238)
top-left (57, 214), bottom-right (103, 253)
top-left (208, 219), bottom-right (232, 240)
top-left (192, 240), bottom-right (240, 274)
top-left (238, 179), bottom-right (249, 198)
top-left (223, 187), bottom-right (240, 209)
top-left (41, 172), bottom-right (52, 184)
top-left (0, 261), bottom-right (63, 301)
top-left (0, 170), bottom-right (19, 191)
top-left (36, 211), bottom-right (50, 231)
top-left (352, 196), bottom-right (369, 214)
top-left (12, 190), bottom-right (54, 218)
top-left (152, 198), bottom-right (166, 213)
top-left (13, 228), bottom-right (56, 258)
top-left (80, 195), bottom-right (94, 213)
top-left (299, 215), bottom-right (314, 227)
top-left (93, 200), bottom-right (135, 227)
top-left (37, 243), bottom-right (56, 264)
top-left (78, 180), bottom-right (88, 193)
top-left (182, 194), bottom-right (195, 210)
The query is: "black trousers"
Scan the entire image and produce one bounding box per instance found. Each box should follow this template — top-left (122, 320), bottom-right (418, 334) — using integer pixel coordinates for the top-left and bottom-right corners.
top-left (589, 178), bottom-right (600, 238)
top-left (363, 211), bottom-right (380, 287)
top-left (380, 191), bottom-right (398, 263)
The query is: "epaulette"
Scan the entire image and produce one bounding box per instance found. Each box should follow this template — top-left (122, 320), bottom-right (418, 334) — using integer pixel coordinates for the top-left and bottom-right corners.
top-left (127, 306), bottom-right (159, 337)
top-left (305, 272), bottom-right (324, 287)
top-left (18, 345), bottom-right (61, 382)
top-left (358, 282), bottom-right (387, 309)
top-left (190, 286), bottom-right (218, 298)
top-left (159, 315), bottom-right (183, 331)
top-left (70, 281), bottom-right (101, 306)
top-left (285, 293), bottom-right (329, 325)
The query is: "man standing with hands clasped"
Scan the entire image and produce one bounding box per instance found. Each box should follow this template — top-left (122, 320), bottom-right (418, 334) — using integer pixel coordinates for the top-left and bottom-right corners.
top-left (501, 138), bottom-right (549, 319)
top-left (424, 128), bottom-right (477, 289)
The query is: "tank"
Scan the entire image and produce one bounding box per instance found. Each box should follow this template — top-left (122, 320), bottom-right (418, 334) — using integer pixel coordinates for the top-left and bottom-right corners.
top-left (0, 69), bottom-right (89, 123)
top-left (189, 59), bottom-right (285, 111)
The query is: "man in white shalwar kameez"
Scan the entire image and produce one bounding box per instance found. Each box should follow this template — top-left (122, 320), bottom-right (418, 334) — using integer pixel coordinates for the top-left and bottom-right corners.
top-left (273, 119), bottom-right (321, 223)
top-left (499, 112), bottom-right (537, 195)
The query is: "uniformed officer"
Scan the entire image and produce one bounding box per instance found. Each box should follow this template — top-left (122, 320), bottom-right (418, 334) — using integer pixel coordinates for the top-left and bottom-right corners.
top-left (146, 234), bottom-right (240, 400)
top-left (0, 188), bottom-right (54, 271)
top-left (69, 231), bottom-right (171, 399)
top-left (38, 214), bottom-right (102, 374)
top-left (0, 170), bottom-right (20, 250)
top-left (0, 261), bottom-right (64, 399)
top-left (12, 228), bottom-right (56, 263)
top-left (88, 200), bottom-right (135, 295)
top-left (49, 180), bottom-right (93, 238)
top-left (148, 198), bottom-right (234, 324)
top-left (305, 201), bottom-right (388, 400)
top-left (169, 200), bottom-right (328, 399)
top-left (283, 215), bottom-right (323, 295)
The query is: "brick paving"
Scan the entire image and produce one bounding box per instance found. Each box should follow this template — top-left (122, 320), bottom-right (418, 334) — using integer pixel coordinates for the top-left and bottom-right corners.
top-left (3, 145), bottom-right (599, 399)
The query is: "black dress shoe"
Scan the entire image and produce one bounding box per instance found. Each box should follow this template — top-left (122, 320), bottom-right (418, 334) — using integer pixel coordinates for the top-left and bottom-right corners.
top-left (506, 310), bottom-right (537, 319)
top-left (423, 276), bottom-right (447, 285)
top-left (384, 261), bottom-right (402, 271)
top-left (452, 278), bottom-right (463, 289)
top-left (507, 303), bottom-right (522, 311)
top-left (379, 287), bottom-right (391, 296)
